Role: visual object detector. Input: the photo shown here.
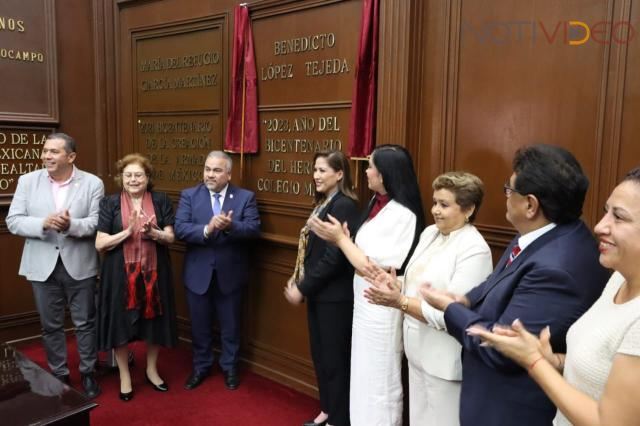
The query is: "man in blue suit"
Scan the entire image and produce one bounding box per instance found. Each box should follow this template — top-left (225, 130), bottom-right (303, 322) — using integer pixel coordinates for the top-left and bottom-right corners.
top-left (422, 145), bottom-right (610, 425)
top-left (175, 150), bottom-right (260, 390)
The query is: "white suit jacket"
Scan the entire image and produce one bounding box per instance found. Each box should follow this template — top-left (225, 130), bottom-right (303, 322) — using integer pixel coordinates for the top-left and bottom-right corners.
top-left (6, 167), bottom-right (104, 282)
top-left (356, 199), bottom-right (417, 270)
top-left (403, 224), bottom-right (493, 381)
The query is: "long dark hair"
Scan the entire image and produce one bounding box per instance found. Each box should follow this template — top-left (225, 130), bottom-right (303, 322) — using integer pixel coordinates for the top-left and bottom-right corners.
top-left (313, 151), bottom-right (358, 205)
top-left (369, 144), bottom-right (426, 272)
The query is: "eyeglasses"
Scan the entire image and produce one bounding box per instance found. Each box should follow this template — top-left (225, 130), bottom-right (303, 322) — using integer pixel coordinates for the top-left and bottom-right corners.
top-left (122, 172), bottom-right (147, 180)
top-left (503, 183), bottom-right (522, 197)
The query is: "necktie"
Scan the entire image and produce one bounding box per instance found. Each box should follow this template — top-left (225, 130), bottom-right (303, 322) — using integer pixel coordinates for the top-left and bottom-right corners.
top-left (212, 193), bottom-right (221, 216)
top-left (505, 244), bottom-right (521, 268)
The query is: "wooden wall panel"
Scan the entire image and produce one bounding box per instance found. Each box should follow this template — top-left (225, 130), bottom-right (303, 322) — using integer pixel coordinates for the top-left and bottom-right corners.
top-left (0, 0), bottom-right (100, 342)
top-left (132, 18), bottom-right (226, 194)
top-left (414, 0), bottom-right (637, 258)
top-left (614, 0), bottom-right (640, 184)
top-left (55, 1), bottom-right (100, 173)
top-left (0, 126), bottom-right (53, 205)
top-left (413, 0), bottom-right (449, 205)
top-left (454, 0), bottom-right (609, 230)
top-left (0, 0), bottom-right (58, 123)
top-left (252, 2), bottom-right (359, 104)
top-left (246, 0), bottom-right (362, 395)
top-left (115, 0), bottom-right (236, 163)
top-left (376, 0), bottom-right (412, 146)
top-left (0, 230), bottom-right (41, 341)
top-left (245, 246), bottom-right (317, 394)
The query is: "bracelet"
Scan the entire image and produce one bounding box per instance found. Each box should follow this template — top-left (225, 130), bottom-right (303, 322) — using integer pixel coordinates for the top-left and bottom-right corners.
top-left (528, 355), bottom-right (545, 372)
top-left (400, 296), bottom-right (409, 312)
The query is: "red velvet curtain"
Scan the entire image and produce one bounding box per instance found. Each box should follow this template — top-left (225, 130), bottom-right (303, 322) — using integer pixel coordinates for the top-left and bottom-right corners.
top-left (224, 5), bottom-right (258, 154)
top-left (347, 0), bottom-right (380, 158)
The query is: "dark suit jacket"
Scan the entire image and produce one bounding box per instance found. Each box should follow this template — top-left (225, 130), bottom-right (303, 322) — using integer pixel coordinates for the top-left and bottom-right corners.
top-left (444, 220), bottom-right (610, 426)
top-left (297, 192), bottom-right (360, 302)
top-left (175, 183), bottom-right (260, 295)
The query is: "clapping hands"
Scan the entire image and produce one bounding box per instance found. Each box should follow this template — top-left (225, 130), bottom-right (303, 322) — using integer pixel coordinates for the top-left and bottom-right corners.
top-left (307, 214), bottom-right (350, 244)
top-left (466, 319), bottom-right (557, 369)
top-left (44, 209), bottom-right (71, 232)
top-left (419, 283), bottom-right (469, 311)
top-left (363, 265), bottom-right (403, 307)
top-left (126, 209), bottom-right (158, 238)
top-left (126, 209), bottom-right (142, 235)
top-left (206, 210), bottom-right (234, 234)
top-left (140, 213), bottom-right (162, 239)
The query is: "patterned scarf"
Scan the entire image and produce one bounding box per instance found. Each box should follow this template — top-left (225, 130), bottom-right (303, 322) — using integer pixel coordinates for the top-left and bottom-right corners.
top-left (289, 193), bottom-right (336, 287)
top-left (121, 191), bottom-right (161, 319)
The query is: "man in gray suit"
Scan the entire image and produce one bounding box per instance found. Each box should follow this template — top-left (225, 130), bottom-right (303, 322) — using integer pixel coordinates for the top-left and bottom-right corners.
top-left (7, 133), bottom-right (104, 398)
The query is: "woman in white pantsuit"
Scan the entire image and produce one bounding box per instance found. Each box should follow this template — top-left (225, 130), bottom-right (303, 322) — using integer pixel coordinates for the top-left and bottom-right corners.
top-left (364, 172), bottom-right (493, 425)
top-left (310, 145), bottom-right (425, 426)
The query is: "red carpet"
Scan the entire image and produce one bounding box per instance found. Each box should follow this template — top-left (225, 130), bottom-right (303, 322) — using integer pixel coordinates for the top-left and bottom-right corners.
top-left (18, 337), bottom-right (318, 425)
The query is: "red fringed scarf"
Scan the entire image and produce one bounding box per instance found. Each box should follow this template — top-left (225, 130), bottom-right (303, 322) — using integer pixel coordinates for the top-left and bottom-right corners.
top-left (121, 191), bottom-right (162, 319)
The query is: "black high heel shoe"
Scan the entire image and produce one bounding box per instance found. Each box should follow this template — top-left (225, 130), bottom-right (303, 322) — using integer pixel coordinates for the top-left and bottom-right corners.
top-left (119, 389), bottom-right (134, 401)
top-left (146, 373), bottom-right (169, 392)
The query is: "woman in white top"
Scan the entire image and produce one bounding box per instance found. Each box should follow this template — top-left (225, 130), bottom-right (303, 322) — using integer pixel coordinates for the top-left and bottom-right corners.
top-left (468, 167), bottom-right (640, 426)
top-left (364, 172), bottom-right (493, 425)
top-left (309, 144), bottom-right (425, 426)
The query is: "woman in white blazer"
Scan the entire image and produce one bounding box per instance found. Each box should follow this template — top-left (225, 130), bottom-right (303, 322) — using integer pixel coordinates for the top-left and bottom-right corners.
top-left (364, 171), bottom-right (493, 425)
top-left (310, 145), bottom-right (425, 426)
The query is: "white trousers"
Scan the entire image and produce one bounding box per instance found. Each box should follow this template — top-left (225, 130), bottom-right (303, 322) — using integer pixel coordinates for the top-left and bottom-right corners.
top-left (405, 324), bottom-right (461, 426)
top-left (350, 276), bottom-right (403, 426)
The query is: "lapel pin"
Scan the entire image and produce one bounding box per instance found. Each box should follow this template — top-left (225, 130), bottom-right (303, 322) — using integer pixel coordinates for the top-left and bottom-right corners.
top-left (229, 194), bottom-right (234, 199)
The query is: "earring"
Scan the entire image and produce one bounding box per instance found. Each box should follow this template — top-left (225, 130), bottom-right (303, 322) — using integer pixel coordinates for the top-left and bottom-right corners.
top-left (464, 216), bottom-right (470, 224)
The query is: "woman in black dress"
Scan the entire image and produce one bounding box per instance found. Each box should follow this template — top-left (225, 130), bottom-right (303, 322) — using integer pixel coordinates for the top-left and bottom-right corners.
top-left (284, 150), bottom-right (360, 426)
top-left (95, 153), bottom-right (177, 401)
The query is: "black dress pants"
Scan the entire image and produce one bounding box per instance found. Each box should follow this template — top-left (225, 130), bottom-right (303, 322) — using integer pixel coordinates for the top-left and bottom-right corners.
top-left (307, 300), bottom-right (353, 426)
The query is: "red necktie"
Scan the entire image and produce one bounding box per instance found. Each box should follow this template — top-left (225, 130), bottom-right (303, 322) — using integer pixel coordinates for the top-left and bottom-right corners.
top-left (505, 244), bottom-right (521, 268)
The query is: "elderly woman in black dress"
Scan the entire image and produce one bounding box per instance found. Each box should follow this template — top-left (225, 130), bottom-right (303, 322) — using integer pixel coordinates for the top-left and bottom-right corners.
top-left (95, 153), bottom-right (177, 401)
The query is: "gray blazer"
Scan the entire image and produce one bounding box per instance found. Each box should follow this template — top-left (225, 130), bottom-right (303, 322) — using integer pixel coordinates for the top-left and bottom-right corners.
top-left (6, 167), bottom-right (104, 282)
